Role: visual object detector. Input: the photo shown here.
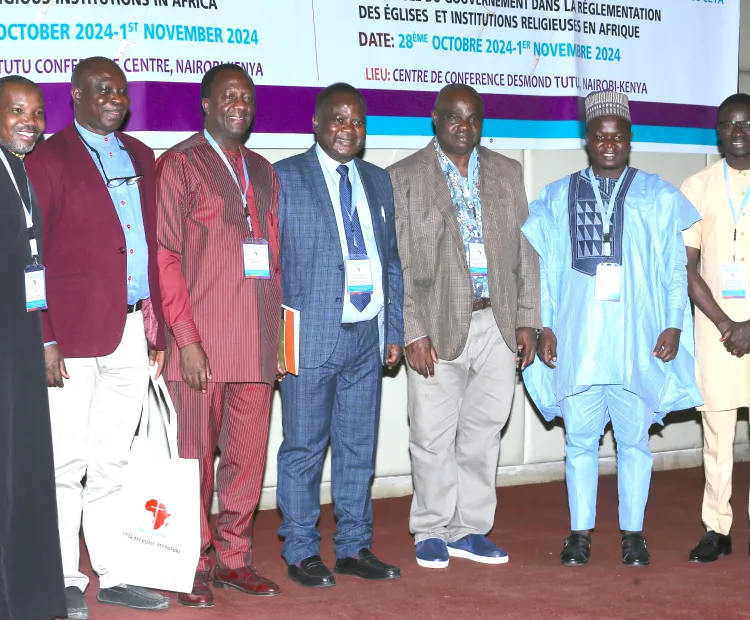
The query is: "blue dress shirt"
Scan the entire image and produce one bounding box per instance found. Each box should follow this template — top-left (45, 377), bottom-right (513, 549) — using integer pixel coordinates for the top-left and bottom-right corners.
top-left (315, 144), bottom-right (384, 323)
top-left (75, 121), bottom-right (149, 305)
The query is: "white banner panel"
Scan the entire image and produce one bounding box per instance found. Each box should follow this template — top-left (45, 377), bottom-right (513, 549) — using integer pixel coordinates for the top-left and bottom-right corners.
top-left (0, 0), bottom-right (739, 151)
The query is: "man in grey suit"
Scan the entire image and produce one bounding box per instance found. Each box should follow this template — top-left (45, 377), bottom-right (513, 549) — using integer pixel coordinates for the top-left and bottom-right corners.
top-left (388, 84), bottom-right (541, 569)
top-left (275, 83), bottom-right (404, 588)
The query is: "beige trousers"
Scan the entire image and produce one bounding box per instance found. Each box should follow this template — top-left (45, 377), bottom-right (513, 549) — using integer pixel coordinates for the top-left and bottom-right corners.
top-left (701, 410), bottom-right (746, 535)
top-left (407, 308), bottom-right (517, 543)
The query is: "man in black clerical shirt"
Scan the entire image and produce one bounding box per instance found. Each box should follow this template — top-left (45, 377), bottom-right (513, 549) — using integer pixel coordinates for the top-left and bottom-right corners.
top-left (0, 75), bottom-right (66, 620)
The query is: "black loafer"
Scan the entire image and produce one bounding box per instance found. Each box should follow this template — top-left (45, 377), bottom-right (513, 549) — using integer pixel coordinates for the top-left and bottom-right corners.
top-left (334, 549), bottom-right (401, 580)
top-left (622, 533), bottom-right (650, 566)
top-left (560, 533), bottom-right (591, 566)
top-left (287, 555), bottom-right (336, 588)
top-left (689, 531), bottom-right (731, 563)
top-left (65, 586), bottom-right (89, 620)
top-left (97, 585), bottom-right (170, 610)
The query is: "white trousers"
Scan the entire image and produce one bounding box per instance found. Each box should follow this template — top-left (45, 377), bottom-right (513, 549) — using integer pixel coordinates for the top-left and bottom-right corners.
top-left (48, 311), bottom-right (149, 591)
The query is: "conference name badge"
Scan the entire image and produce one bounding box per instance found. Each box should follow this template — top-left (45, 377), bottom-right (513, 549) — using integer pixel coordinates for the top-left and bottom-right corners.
top-left (594, 262), bottom-right (621, 302)
top-left (721, 263), bottom-right (746, 299)
top-left (469, 242), bottom-right (488, 276)
top-left (242, 238), bottom-right (271, 279)
top-left (345, 254), bottom-right (373, 295)
top-left (24, 263), bottom-right (48, 312)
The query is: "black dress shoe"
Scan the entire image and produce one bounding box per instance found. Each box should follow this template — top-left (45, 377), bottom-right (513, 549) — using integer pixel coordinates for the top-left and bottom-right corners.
top-left (334, 549), bottom-right (401, 580)
top-left (622, 533), bottom-right (650, 566)
top-left (689, 531), bottom-right (731, 563)
top-left (560, 533), bottom-right (591, 566)
top-left (97, 585), bottom-right (170, 610)
top-left (287, 555), bottom-right (336, 588)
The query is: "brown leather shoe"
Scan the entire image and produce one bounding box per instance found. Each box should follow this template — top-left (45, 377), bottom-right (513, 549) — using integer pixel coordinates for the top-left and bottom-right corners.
top-left (213, 565), bottom-right (281, 596)
top-left (178, 571), bottom-right (214, 608)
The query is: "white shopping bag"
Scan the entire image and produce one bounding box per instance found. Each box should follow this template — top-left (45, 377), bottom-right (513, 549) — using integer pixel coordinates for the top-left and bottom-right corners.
top-left (114, 369), bottom-right (200, 593)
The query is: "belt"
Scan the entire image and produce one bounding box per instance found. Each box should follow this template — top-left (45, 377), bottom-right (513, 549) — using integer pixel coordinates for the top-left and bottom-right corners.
top-left (126, 299), bottom-right (144, 314)
top-left (341, 315), bottom-right (379, 329)
top-left (472, 298), bottom-right (491, 312)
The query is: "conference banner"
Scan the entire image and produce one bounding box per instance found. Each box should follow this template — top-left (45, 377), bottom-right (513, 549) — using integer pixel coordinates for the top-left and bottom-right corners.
top-left (0, 0), bottom-right (739, 151)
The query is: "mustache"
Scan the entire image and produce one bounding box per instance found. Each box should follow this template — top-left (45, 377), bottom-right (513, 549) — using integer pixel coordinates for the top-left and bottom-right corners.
top-left (13, 125), bottom-right (40, 136)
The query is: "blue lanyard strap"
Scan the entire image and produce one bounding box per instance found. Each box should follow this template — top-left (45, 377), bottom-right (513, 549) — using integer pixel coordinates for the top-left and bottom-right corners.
top-left (204, 129), bottom-right (252, 232)
top-left (723, 160), bottom-right (750, 225)
top-left (586, 166), bottom-right (628, 236)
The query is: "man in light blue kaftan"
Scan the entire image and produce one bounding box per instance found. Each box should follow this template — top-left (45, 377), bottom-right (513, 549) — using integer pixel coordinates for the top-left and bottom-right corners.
top-left (521, 91), bottom-right (703, 567)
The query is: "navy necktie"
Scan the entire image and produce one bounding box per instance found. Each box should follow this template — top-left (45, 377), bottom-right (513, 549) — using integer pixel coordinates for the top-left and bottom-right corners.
top-left (337, 164), bottom-right (371, 312)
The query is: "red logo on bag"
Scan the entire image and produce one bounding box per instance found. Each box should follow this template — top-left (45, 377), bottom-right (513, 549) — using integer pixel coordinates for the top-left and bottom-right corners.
top-left (145, 499), bottom-right (171, 530)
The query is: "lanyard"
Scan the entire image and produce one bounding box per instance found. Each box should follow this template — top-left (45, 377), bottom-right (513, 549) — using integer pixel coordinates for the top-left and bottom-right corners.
top-left (723, 160), bottom-right (749, 225)
top-left (204, 129), bottom-right (253, 233)
top-left (0, 149), bottom-right (39, 262)
top-left (586, 167), bottom-right (628, 256)
top-left (723, 160), bottom-right (750, 263)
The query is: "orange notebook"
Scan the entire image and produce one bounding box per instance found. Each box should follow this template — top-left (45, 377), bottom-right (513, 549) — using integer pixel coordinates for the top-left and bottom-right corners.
top-left (278, 305), bottom-right (300, 376)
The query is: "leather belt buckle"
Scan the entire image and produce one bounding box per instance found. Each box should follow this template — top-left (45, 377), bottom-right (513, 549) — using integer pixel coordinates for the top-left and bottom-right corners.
top-left (127, 299), bottom-right (144, 314)
top-left (472, 298), bottom-right (491, 312)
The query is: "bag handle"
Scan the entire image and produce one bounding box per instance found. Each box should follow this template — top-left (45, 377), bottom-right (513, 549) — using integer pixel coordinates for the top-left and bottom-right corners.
top-left (137, 367), bottom-right (180, 459)
top-left (150, 370), bottom-right (180, 459)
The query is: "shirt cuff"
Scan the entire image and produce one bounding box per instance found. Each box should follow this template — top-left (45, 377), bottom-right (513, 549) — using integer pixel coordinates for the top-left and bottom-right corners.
top-left (666, 308), bottom-right (684, 331)
top-left (171, 320), bottom-right (202, 349)
top-left (44, 341), bottom-right (57, 347)
top-left (406, 335), bottom-right (427, 346)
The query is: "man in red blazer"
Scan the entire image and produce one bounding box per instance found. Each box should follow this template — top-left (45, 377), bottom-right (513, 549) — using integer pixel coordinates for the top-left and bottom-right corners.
top-left (25, 56), bottom-right (169, 618)
top-left (156, 63), bottom-right (282, 608)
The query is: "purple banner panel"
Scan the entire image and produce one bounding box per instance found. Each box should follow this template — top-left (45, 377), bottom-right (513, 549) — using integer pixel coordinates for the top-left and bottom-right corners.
top-left (38, 82), bottom-right (719, 135)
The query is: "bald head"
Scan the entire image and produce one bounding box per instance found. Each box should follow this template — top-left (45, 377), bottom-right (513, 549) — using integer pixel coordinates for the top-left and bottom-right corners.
top-left (432, 83), bottom-right (484, 158)
top-left (71, 56), bottom-right (124, 90)
top-left (434, 84), bottom-right (484, 117)
top-left (72, 56), bottom-right (129, 135)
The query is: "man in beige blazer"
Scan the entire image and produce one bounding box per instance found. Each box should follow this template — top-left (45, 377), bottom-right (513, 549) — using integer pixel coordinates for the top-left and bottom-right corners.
top-left (387, 84), bottom-right (541, 569)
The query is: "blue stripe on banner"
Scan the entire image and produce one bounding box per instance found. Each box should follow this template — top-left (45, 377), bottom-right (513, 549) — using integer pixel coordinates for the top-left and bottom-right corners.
top-left (633, 126), bottom-right (718, 146)
top-left (366, 117), bottom-right (718, 146)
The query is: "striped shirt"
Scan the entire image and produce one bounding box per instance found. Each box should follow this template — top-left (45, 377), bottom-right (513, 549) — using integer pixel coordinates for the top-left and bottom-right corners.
top-left (156, 133), bottom-right (282, 385)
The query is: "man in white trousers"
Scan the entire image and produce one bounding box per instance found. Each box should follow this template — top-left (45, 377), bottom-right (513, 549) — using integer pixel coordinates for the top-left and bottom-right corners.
top-left (25, 56), bottom-right (168, 619)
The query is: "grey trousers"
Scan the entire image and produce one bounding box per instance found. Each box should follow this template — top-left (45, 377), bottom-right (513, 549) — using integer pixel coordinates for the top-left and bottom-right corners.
top-left (407, 308), bottom-right (517, 543)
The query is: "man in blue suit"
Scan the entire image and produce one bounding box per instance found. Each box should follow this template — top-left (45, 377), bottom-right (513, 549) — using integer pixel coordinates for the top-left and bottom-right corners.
top-left (274, 83), bottom-right (404, 588)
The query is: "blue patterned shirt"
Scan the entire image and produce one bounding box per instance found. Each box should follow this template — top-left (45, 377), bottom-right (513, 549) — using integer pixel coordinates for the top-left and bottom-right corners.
top-left (435, 139), bottom-right (488, 298)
